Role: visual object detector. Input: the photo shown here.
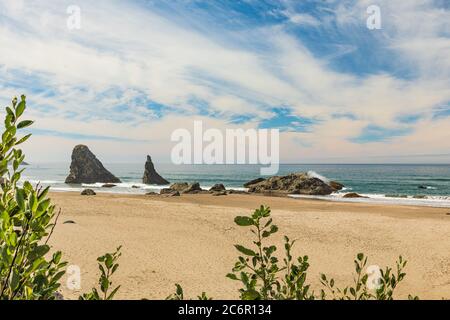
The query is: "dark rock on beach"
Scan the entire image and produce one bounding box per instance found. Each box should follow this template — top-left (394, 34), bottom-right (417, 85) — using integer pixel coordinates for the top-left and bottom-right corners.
top-left (343, 192), bottom-right (367, 198)
top-left (209, 184), bottom-right (226, 192)
top-left (169, 183), bottom-right (189, 192)
top-left (329, 181), bottom-right (344, 191)
top-left (243, 178), bottom-right (265, 188)
top-left (160, 188), bottom-right (174, 195)
top-left (244, 173), bottom-right (336, 196)
top-left (143, 155), bottom-right (169, 185)
top-left (212, 191), bottom-right (227, 196)
top-left (102, 183), bottom-right (117, 188)
top-left (182, 182), bottom-right (203, 194)
top-left (65, 145), bottom-right (121, 184)
top-left (227, 189), bottom-right (249, 195)
top-left (81, 189), bottom-right (96, 196)
top-left (160, 189), bottom-right (180, 197)
top-left (159, 182), bottom-right (205, 195)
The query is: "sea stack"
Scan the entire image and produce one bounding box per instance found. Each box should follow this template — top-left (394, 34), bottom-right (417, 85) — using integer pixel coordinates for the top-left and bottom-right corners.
top-left (142, 155), bottom-right (169, 185)
top-left (65, 145), bottom-right (121, 184)
top-left (243, 172), bottom-right (338, 196)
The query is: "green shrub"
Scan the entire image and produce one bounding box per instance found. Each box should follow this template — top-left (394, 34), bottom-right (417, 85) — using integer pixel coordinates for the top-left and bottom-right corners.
top-left (0, 95), bottom-right (67, 299)
top-left (80, 246), bottom-right (122, 300)
top-left (166, 283), bottom-right (212, 300)
top-left (227, 205), bottom-right (314, 300)
top-left (227, 205), bottom-right (416, 300)
top-left (0, 95), bottom-right (122, 300)
top-left (320, 253), bottom-right (416, 300)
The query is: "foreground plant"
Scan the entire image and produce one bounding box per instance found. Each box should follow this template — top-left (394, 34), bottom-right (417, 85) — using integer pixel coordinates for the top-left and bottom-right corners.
top-left (80, 246), bottom-right (122, 300)
top-left (166, 283), bottom-right (212, 300)
top-left (0, 95), bottom-right (123, 300)
top-left (226, 205), bottom-right (415, 300)
top-left (0, 95), bottom-right (67, 299)
top-left (320, 254), bottom-right (418, 300)
top-left (227, 205), bottom-right (314, 300)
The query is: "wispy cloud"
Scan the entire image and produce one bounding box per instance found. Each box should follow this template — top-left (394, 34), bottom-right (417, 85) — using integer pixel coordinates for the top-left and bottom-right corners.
top-left (0, 0), bottom-right (448, 162)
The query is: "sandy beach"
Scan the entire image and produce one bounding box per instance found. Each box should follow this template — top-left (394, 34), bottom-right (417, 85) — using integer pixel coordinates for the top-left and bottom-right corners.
top-left (47, 192), bottom-right (450, 300)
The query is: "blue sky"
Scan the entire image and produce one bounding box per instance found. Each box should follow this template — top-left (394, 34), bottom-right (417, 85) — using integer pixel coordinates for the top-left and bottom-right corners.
top-left (0, 0), bottom-right (449, 163)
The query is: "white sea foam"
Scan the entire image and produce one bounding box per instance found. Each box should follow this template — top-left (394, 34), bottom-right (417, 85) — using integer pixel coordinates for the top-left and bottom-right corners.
top-left (289, 193), bottom-right (450, 208)
top-left (307, 170), bottom-right (330, 183)
top-left (26, 179), bottom-right (63, 184)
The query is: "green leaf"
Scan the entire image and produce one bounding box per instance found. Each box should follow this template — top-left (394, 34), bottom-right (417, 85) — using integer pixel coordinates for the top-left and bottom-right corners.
top-left (15, 188), bottom-right (26, 210)
top-left (234, 245), bottom-right (256, 256)
top-left (176, 284), bottom-right (183, 296)
top-left (15, 99), bottom-right (26, 117)
top-left (226, 273), bottom-right (238, 280)
top-left (10, 269), bottom-right (20, 291)
top-left (107, 286), bottom-right (121, 300)
top-left (6, 106), bottom-right (14, 117)
top-left (38, 186), bottom-right (50, 201)
top-left (100, 276), bottom-right (109, 293)
top-left (28, 245), bottom-right (51, 261)
top-left (234, 216), bottom-right (254, 226)
top-left (52, 271), bottom-right (66, 283)
top-left (17, 120), bottom-right (34, 129)
top-left (241, 290), bottom-right (260, 300)
top-left (262, 230), bottom-right (271, 238)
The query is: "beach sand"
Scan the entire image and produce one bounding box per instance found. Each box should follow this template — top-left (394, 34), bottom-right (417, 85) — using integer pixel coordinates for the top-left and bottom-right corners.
top-left (47, 192), bottom-right (450, 300)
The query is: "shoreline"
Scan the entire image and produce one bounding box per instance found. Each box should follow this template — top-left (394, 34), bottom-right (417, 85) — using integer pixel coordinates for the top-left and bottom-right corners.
top-left (47, 191), bottom-right (450, 299)
top-left (47, 187), bottom-right (450, 208)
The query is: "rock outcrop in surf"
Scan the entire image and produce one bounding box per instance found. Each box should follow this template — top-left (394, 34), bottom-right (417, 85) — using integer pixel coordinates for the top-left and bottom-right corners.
top-left (160, 182), bottom-right (205, 194)
top-left (244, 172), bottom-right (342, 196)
top-left (65, 145), bottom-right (121, 184)
top-left (142, 155), bottom-right (169, 185)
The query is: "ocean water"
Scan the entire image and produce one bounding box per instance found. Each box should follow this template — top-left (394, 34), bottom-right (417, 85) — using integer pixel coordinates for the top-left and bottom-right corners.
top-left (21, 163), bottom-right (450, 207)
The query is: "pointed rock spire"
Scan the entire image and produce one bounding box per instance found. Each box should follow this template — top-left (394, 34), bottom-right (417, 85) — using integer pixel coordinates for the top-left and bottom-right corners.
top-left (143, 155), bottom-right (169, 185)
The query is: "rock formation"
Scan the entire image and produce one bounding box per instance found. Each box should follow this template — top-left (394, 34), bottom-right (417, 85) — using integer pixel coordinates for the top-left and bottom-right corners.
top-left (160, 182), bottom-right (205, 195)
top-left (329, 181), bottom-right (344, 191)
top-left (102, 183), bottom-right (117, 188)
top-left (243, 172), bottom-right (338, 196)
top-left (209, 184), bottom-right (226, 192)
top-left (81, 189), bottom-right (96, 196)
top-left (243, 178), bottom-right (265, 188)
top-left (343, 192), bottom-right (367, 198)
top-left (182, 182), bottom-right (203, 194)
top-left (142, 155), bottom-right (169, 185)
top-left (168, 183), bottom-right (189, 192)
top-left (65, 145), bottom-right (121, 184)
top-left (227, 189), bottom-right (249, 195)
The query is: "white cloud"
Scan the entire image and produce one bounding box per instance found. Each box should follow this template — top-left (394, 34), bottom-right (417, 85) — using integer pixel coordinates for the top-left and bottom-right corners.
top-left (283, 11), bottom-right (320, 27)
top-left (0, 0), bottom-right (448, 162)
